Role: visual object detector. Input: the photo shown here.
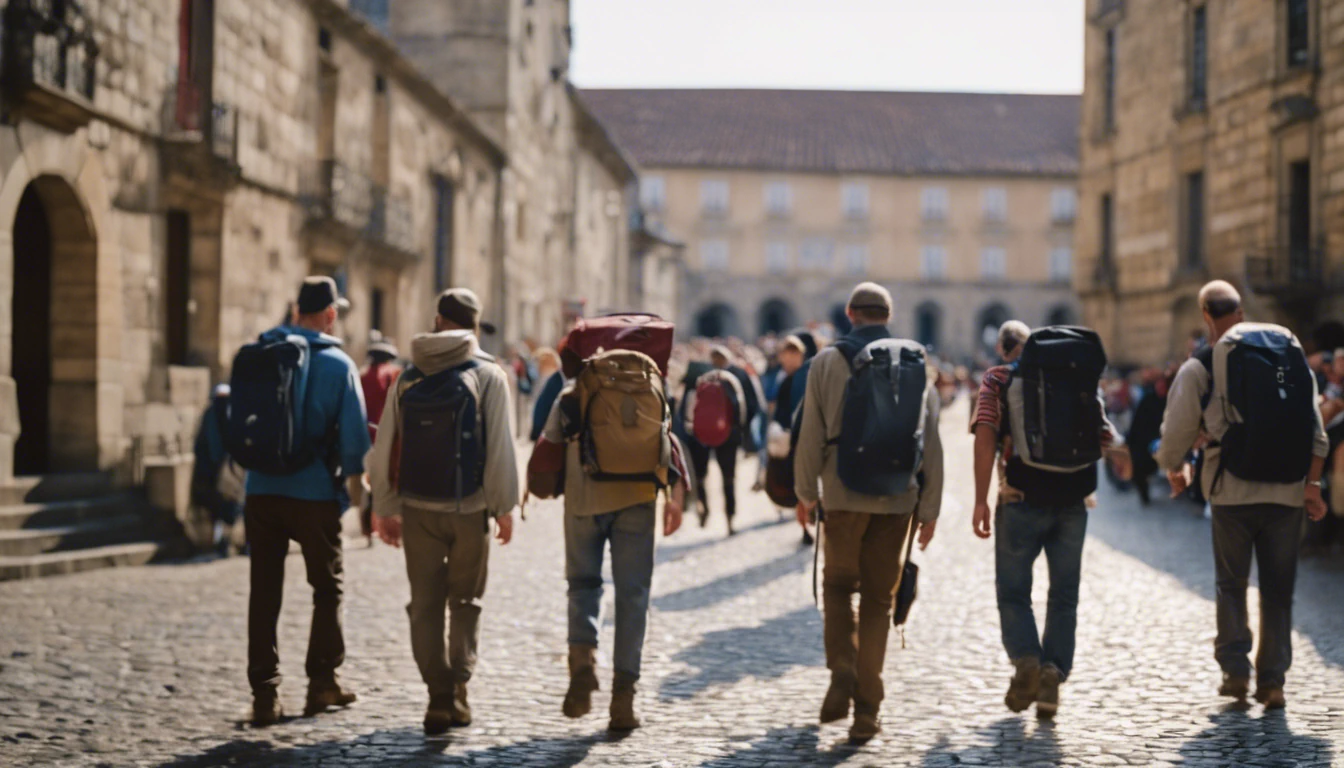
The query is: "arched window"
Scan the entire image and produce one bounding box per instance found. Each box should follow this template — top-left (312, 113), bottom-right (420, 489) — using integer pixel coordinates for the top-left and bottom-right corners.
top-left (1045, 304), bottom-right (1077, 327)
top-left (695, 303), bottom-right (739, 339)
top-left (757, 298), bottom-right (797, 337)
top-left (976, 303), bottom-right (1013, 355)
top-left (915, 302), bottom-right (941, 351)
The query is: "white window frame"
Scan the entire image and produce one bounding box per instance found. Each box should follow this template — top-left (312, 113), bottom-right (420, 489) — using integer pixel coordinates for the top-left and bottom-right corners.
top-left (982, 187), bottom-right (1008, 223)
top-left (920, 245), bottom-right (947, 280)
top-left (700, 238), bottom-right (730, 271)
top-left (921, 187), bottom-right (949, 222)
top-left (841, 182), bottom-right (870, 220)
top-left (1050, 188), bottom-right (1077, 224)
top-left (765, 241), bottom-right (791, 274)
top-left (1049, 246), bottom-right (1073, 282)
top-left (980, 246), bottom-right (1007, 280)
top-left (764, 181), bottom-right (792, 217)
top-left (639, 175), bottom-right (666, 212)
top-left (700, 179), bottom-right (730, 216)
top-left (799, 238), bottom-right (834, 271)
top-left (844, 243), bottom-right (870, 274)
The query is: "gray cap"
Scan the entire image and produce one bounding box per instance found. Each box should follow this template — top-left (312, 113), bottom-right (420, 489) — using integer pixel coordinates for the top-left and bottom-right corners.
top-left (437, 288), bottom-right (497, 335)
top-left (847, 282), bottom-right (893, 315)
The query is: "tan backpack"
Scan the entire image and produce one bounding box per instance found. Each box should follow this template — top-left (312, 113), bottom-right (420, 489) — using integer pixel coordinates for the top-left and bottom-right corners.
top-left (574, 350), bottom-right (671, 486)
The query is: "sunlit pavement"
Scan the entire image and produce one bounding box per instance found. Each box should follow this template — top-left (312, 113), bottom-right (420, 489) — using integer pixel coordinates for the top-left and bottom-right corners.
top-left (3, 397), bottom-right (1343, 767)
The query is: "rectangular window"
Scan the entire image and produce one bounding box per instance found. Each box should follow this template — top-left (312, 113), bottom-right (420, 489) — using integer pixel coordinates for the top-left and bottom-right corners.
top-left (1050, 246), bottom-right (1073, 282)
top-left (765, 241), bottom-right (790, 274)
top-left (920, 245), bottom-right (947, 280)
top-left (1189, 5), bottom-right (1207, 108)
top-left (1183, 171), bottom-right (1205, 270)
top-left (701, 239), bottom-right (730, 271)
top-left (980, 246), bottom-right (1007, 280)
top-left (844, 244), bottom-right (870, 274)
top-left (920, 187), bottom-right (949, 222)
top-left (640, 175), bottom-right (666, 212)
top-left (841, 182), bottom-right (870, 219)
top-left (1286, 0), bottom-right (1310, 68)
top-left (1287, 160), bottom-right (1311, 276)
top-left (166, 209), bottom-right (192, 366)
top-left (799, 238), bottom-right (833, 271)
top-left (1099, 192), bottom-right (1115, 273)
top-left (370, 287), bottom-right (385, 332)
top-left (982, 187), bottom-right (1008, 223)
top-left (701, 180), bottom-right (729, 216)
top-left (1103, 27), bottom-right (1118, 131)
top-left (433, 175), bottom-right (454, 292)
top-left (764, 181), bottom-right (791, 217)
top-left (1050, 188), bottom-right (1077, 224)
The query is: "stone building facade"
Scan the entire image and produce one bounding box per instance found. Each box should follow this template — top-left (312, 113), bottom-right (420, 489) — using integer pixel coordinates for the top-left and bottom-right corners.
top-left (1077, 0), bottom-right (1344, 365)
top-left (585, 89), bottom-right (1081, 363)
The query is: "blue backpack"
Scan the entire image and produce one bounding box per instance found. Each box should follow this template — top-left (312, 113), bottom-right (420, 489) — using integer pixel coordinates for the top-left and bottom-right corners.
top-left (224, 329), bottom-right (324, 475)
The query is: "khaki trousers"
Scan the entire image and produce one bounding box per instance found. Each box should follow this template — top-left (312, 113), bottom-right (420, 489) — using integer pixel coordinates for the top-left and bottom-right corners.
top-left (402, 508), bottom-right (490, 698)
top-left (822, 509), bottom-right (914, 716)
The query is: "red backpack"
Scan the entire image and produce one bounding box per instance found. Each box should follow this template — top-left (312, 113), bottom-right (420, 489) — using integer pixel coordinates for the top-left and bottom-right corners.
top-left (691, 371), bottom-right (742, 448)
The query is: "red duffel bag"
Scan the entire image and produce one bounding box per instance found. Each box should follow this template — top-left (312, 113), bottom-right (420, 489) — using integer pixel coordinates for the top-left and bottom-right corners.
top-left (565, 314), bottom-right (674, 375)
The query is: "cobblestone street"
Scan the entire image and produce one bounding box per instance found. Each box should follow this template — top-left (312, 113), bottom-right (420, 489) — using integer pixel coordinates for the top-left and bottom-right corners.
top-left (3, 398), bottom-right (1344, 767)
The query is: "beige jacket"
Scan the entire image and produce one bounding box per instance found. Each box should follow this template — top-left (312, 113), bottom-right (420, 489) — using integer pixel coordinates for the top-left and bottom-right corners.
top-left (370, 330), bottom-right (520, 518)
top-left (1156, 354), bottom-right (1328, 508)
top-left (793, 332), bottom-right (944, 522)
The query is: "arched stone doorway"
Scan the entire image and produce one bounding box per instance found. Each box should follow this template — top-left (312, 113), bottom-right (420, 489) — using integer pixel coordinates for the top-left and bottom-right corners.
top-left (976, 303), bottom-right (1012, 357)
top-left (829, 303), bottom-right (852, 335)
top-left (695, 303), bottom-right (740, 339)
top-left (757, 298), bottom-right (797, 337)
top-left (1046, 304), bottom-right (1077, 327)
top-left (914, 301), bottom-right (941, 351)
top-left (9, 177), bottom-right (101, 474)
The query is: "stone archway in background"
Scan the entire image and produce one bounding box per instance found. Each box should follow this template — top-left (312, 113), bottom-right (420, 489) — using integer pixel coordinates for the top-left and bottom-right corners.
top-left (1046, 304), bottom-right (1077, 327)
top-left (695, 302), bottom-right (740, 339)
top-left (914, 301), bottom-right (942, 352)
top-left (976, 302), bottom-right (1012, 357)
top-left (757, 298), bottom-right (797, 338)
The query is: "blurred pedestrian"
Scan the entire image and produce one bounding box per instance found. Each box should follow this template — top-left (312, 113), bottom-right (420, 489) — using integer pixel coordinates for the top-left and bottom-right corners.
top-left (191, 383), bottom-right (245, 556)
top-left (359, 334), bottom-right (402, 543)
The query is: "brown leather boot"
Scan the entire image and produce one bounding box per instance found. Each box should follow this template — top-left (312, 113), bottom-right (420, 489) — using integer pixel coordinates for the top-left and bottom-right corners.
top-left (608, 672), bottom-right (641, 731)
top-left (450, 681), bottom-right (472, 726)
top-left (304, 677), bottom-right (357, 716)
top-left (819, 672), bottom-right (854, 724)
top-left (562, 645), bottom-right (600, 719)
top-left (251, 689), bottom-right (284, 727)
top-left (1004, 657), bottom-right (1041, 713)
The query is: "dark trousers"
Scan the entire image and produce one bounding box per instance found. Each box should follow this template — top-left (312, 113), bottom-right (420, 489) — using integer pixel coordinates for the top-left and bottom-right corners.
top-left (689, 432), bottom-right (741, 520)
top-left (245, 495), bottom-right (345, 695)
top-left (1211, 503), bottom-right (1303, 689)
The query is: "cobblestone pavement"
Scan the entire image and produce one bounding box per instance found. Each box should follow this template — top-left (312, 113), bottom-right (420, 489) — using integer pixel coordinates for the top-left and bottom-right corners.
top-left (4, 398), bottom-right (1344, 767)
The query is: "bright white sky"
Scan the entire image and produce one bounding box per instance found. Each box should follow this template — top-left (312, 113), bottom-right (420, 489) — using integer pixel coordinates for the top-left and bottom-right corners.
top-left (570, 0), bottom-right (1085, 94)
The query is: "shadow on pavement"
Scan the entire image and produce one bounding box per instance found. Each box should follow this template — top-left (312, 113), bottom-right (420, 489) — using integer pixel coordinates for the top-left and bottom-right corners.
top-left (1175, 707), bottom-right (1331, 767)
top-left (1087, 483), bottom-right (1344, 670)
top-left (698, 725), bottom-right (856, 767)
top-left (659, 605), bottom-right (823, 701)
top-left (920, 717), bottom-right (1062, 768)
top-left (154, 730), bottom-right (606, 768)
top-left (653, 546), bottom-right (811, 612)
top-left (655, 517), bottom-right (791, 565)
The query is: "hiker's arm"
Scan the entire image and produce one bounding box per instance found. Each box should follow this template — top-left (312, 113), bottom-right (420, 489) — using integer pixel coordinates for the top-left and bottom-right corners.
top-left (915, 387), bottom-right (944, 524)
top-left (1155, 359), bottom-right (1207, 472)
top-left (792, 355), bottom-right (827, 506)
top-left (482, 368), bottom-right (522, 517)
top-left (369, 372), bottom-right (402, 517)
top-left (973, 425), bottom-right (998, 510)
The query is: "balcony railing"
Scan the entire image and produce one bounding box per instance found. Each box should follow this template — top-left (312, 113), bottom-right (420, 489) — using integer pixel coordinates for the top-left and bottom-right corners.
top-left (161, 82), bottom-right (238, 164)
top-left (303, 160), bottom-right (374, 231)
top-left (2, 0), bottom-right (99, 131)
top-left (1245, 245), bottom-right (1332, 297)
top-left (366, 187), bottom-right (416, 254)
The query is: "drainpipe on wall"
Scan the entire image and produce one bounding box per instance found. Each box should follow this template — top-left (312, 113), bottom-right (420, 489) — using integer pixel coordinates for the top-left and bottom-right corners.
top-left (491, 160), bottom-right (509, 351)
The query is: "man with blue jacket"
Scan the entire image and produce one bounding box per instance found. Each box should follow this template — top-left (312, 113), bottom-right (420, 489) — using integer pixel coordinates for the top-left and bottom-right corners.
top-left (245, 277), bottom-right (370, 726)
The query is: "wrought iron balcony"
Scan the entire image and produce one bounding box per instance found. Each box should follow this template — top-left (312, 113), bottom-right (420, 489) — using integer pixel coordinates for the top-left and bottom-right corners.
top-left (1, 0), bottom-right (99, 132)
top-left (303, 160), bottom-right (374, 232)
top-left (162, 83), bottom-right (238, 165)
top-left (1244, 245), bottom-right (1334, 298)
top-left (365, 187), bottom-right (417, 255)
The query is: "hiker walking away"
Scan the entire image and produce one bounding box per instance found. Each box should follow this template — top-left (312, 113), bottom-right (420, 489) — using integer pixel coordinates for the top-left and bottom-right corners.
top-left (359, 334), bottom-right (402, 542)
top-left (971, 320), bottom-right (1129, 718)
top-left (191, 384), bottom-right (246, 556)
top-left (793, 283), bottom-right (943, 743)
top-left (368, 288), bottom-right (519, 735)
top-left (226, 277), bottom-right (370, 726)
top-left (1155, 280), bottom-right (1328, 710)
top-left (685, 346), bottom-right (756, 535)
top-left (534, 314), bottom-right (688, 732)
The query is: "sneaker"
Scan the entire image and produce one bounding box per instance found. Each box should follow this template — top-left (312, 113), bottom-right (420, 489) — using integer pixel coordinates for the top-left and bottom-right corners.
top-left (304, 678), bottom-right (357, 716)
top-left (1219, 673), bottom-right (1250, 700)
top-left (423, 694), bottom-right (454, 736)
top-left (251, 691), bottom-right (283, 727)
top-left (848, 711), bottom-right (881, 743)
top-left (1004, 657), bottom-right (1041, 713)
top-left (450, 682), bottom-right (472, 726)
top-left (819, 676), bottom-right (853, 724)
top-left (1254, 687), bottom-right (1286, 710)
top-left (1036, 664), bottom-right (1061, 719)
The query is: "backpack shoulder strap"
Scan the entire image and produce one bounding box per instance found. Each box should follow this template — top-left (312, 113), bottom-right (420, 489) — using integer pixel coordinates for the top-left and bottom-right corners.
top-left (833, 339), bottom-right (862, 372)
top-left (1194, 346), bottom-right (1215, 411)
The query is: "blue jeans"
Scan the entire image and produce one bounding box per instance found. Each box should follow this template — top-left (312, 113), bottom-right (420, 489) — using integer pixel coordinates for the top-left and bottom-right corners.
top-left (565, 503), bottom-right (656, 680)
top-left (995, 500), bottom-right (1088, 680)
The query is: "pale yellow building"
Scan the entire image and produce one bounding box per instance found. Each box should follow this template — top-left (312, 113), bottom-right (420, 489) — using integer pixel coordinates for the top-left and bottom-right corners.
top-left (585, 89), bottom-right (1081, 362)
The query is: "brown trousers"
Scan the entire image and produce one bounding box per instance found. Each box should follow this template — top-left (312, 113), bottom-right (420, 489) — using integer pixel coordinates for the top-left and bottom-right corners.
top-left (402, 508), bottom-right (490, 698)
top-left (822, 509), bottom-right (915, 715)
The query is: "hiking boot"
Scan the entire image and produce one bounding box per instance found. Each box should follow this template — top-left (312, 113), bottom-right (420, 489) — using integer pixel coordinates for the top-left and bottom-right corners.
top-left (697, 502), bottom-right (709, 528)
top-left (562, 645), bottom-right (600, 719)
top-left (608, 672), bottom-right (641, 731)
top-left (304, 678), bottom-right (357, 716)
top-left (1219, 673), bottom-right (1251, 700)
top-left (450, 682), bottom-right (472, 726)
top-left (251, 690), bottom-right (283, 727)
top-left (819, 674), bottom-right (854, 724)
top-left (726, 517), bottom-right (736, 536)
top-left (1004, 657), bottom-right (1041, 713)
top-left (1255, 687), bottom-right (1286, 710)
top-left (801, 528), bottom-right (814, 546)
top-left (1036, 664), bottom-right (1061, 719)
top-left (848, 711), bottom-right (881, 743)
top-left (423, 694), bottom-right (454, 736)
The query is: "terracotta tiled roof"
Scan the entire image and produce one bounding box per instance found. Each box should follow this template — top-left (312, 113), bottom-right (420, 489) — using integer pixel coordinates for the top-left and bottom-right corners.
top-left (580, 89), bottom-right (1080, 177)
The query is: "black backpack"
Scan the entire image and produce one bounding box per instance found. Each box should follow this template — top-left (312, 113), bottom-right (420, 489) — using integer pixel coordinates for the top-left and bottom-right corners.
top-left (225, 330), bottom-right (324, 475)
top-left (396, 361), bottom-right (486, 504)
top-left (1006, 327), bottom-right (1108, 471)
top-left (1200, 324), bottom-right (1316, 486)
top-left (832, 338), bottom-right (929, 496)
